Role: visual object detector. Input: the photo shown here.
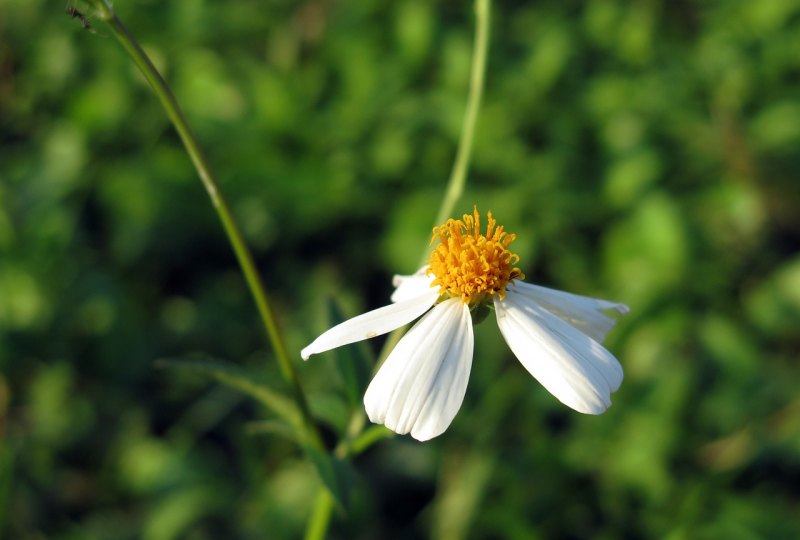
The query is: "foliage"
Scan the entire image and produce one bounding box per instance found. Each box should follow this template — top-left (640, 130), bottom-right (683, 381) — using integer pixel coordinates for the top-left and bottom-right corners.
top-left (2, 0), bottom-right (800, 538)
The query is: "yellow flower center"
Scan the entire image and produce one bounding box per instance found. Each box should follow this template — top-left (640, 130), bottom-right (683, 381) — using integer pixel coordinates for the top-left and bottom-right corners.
top-left (427, 207), bottom-right (525, 305)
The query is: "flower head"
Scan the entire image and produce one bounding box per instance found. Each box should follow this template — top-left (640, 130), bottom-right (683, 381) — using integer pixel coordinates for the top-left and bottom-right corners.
top-left (302, 208), bottom-right (629, 441)
top-left (427, 207), bottom-right (524, 304)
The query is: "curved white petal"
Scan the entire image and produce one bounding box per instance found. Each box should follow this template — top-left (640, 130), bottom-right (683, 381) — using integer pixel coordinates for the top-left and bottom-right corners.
top-left (301, 291), bottom-right (438, 360)
top-left (391, 266), bottom-right (437, 303)
top-left (363, 297), bottom-right (473, 441)
top-left (507, 281), bottom-right (629, 343)
top-left (495, 292), bottom-right (623, 414)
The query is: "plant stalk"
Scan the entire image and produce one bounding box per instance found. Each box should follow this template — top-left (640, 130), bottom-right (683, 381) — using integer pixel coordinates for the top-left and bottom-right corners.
top-left (305, 0), bottom-right (493, 536)
top-left (87, 0), bottom-right (321, 448)
top-left (429, 0), bottom-right (491, 239)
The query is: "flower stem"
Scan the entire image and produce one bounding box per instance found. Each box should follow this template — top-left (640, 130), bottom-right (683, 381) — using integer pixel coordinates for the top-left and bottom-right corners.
top-left (429, 0), bottom-right (491, 238)
top-left (304, 490), bottom-right (335, 540)
top-left (86, 0), bottom-right (321, 448)
top-left (302, 2), bottom-right (494, 537)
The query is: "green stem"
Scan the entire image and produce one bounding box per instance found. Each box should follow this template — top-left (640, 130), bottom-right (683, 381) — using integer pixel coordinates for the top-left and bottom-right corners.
top-left (429, 0), bottom-right (491, 238)
top-left (87, 1), bottom-right (321, 448)
top-left (379, 0), bottom-right (492, 446)
top-left (304, 490), bottom-right (335, 540)
top-left (302, 2), bottom-right (493, 537)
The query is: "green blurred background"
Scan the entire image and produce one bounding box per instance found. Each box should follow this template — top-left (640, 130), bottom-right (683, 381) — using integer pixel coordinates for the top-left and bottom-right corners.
top-left (2, 0), bottom-right (800, 538)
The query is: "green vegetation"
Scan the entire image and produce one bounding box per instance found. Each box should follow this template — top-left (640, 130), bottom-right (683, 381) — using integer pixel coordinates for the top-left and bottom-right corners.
top-left (2, 0), bottom-right (800, 538)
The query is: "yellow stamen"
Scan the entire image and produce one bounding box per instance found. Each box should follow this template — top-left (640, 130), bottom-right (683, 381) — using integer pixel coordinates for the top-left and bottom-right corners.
top-left (427, 207), bottom-right (525, 305)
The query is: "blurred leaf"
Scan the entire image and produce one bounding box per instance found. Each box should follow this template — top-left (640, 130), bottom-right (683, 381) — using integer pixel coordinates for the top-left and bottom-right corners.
top-left (26, 361), bottom-right (94, 447)
top-left (698, 314), bottom-right (759, 380)
top-left (245, 419), bottom-right (297, 441)
top-left (117, 435), bottom-right (178, 494)
top-left (604, 147), bottom-right (662, 208)
top-left (526, 22), bottom-right (573, 94)
top-left (303, 445), bottom-right (354, 511)
top-left (750, 101), bottom-right (800, 151)
top-left (744, 255), bottom-right (800, 336)
top-left (604, 192), bottom-right (688, 303)
top-left (350, 424), bottom-right (395, 456)
top-left (0, 264), bottom-right (48, 330)
top-left (143, 486), bottom-right (219, 540)
top-left (394, 0), bottom-right (434, 69)
top-left (309, 392), bottom-right (350, 434)
top-left (156, 357), bottom-right (301, 428)
top-left (328, 299), bottom-right (372, 409)
top-left (432, 449), bottom-right (495, 540)
top-left (175, 48), bottom-right (245, 122)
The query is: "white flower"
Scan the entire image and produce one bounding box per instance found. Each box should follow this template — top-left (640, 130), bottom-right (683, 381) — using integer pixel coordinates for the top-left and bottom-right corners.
top-left (302, 208), bottom-right (629, 441)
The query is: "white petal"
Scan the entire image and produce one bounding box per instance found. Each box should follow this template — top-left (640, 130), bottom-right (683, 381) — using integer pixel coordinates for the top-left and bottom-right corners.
top-left (301, 291), bottom-right (438, 360)
top-left (391, 266), bottom-right (437, 303)
top-left (363, 298), bottom-right (473, 441)
top-left (495, 292), bottom-right (623, 415)
top-left (507, 281), bottom-right (629, 343)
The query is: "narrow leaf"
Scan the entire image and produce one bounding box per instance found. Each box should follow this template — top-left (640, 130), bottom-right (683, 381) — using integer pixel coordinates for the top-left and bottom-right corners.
top-left (350, 424), bottom-right (395, 456)
top-left (156, 357), bottom-right (301, 428)
top-left (303, 444), bottom-right (354, 511)
top-left (309, 393), bottom-right (350, 434)
top-left (328, 299), bottom-right (372, 408)
top-left (244, 420), bottom-right (297, 442)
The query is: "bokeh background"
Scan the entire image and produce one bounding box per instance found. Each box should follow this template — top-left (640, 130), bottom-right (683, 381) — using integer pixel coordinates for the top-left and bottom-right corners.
top-left (3, 0), bottom-right (800, 538)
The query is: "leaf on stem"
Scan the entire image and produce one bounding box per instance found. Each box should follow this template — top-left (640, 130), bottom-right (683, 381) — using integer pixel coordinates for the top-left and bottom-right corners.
top-left (327, 298), bottom-right (372, 409)
top-left (155, 357), bottom-right (301, 430)
top-left (303, 444), bottom-right (355, 512)
top-left (350, 424), bottom-right (395, 456)
top-left (308, 392), bottom-right (350, 434)
top-left (244, 419), bottom-right (298, 441)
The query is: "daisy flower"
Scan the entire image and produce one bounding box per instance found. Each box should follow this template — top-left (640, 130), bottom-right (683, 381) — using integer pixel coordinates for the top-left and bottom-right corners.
top-left (302, 208), bottom-right (629, 441)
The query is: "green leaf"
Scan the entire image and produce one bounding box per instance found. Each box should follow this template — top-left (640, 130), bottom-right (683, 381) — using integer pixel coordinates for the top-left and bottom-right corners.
top-left (303, 444), bottom-right (354, 511)
top-left (156, 357), bottom-right (301, 429)
top-left (327, 299), bottom-right (372, 408)
top-left (470, 303), bottom-right (491, 325)
top-left (244, 419), bottom-right (298, 442)
top-left (309, 392), bottom-right (350, 434)
top-left (350, 424), bottom-right (395, 455)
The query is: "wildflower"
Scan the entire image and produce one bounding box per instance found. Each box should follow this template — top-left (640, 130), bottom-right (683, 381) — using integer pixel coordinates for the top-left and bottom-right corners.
top-left (302, 208), bottom-right (628, 441)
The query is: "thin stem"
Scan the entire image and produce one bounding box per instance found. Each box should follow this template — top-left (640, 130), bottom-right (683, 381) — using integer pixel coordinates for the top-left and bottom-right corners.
top-left (379, 0), bottom-right (493, 443)
top-left (428, 0), bottom-right (491, 239)
top-left (302, 2), bottom-right (493, 537)
top-left (304, 490), bottom-right (335, 540)
top-left (87, 0), bottom-right (322, 449)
